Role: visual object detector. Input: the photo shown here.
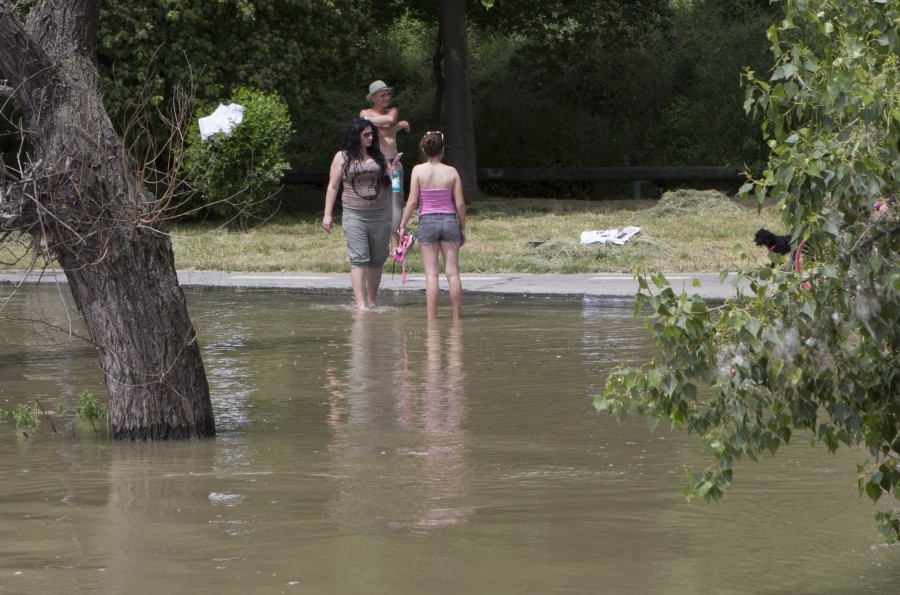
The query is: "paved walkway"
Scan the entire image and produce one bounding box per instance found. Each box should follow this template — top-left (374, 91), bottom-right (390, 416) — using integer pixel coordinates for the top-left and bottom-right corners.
top-left (1, 270), bottom-right (747, 300)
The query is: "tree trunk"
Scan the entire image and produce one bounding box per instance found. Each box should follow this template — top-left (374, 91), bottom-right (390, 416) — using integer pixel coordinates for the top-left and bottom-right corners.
top-left (0, 0), bottom-right (215, 439)
top-left (431, 28), bottom-right (445, 130)
top-left (439, 0), bottom-right (478, 202)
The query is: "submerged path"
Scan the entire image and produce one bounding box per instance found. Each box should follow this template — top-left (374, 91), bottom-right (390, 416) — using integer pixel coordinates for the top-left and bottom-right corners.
top-left (1, 270), bottom-right (748, 301)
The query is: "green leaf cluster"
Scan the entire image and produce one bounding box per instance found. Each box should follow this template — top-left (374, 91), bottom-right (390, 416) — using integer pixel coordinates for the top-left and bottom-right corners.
top-left (58, 0), bottom-right (777, 186)
top-left (182, 87), bottom-right (292, 229)
top-left (12, 403), bottom-right (39, 433)
top-left (75, 390), bottom-right (106, 422)
top-left (599, 0), bottom-right (900, 541)
top-left (75, 390), bottom-right (107, 434)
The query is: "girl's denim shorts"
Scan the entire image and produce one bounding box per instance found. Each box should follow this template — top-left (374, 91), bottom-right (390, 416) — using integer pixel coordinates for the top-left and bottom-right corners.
top-left (416, 213), bottom-right (461, 245)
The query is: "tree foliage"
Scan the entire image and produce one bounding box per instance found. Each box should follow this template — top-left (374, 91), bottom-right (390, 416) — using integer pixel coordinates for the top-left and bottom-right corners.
top-left (598, 0), bottom-right (900, 541)
top-left (4, 0), bottom-right (778, 200)
top-left (98, 0), bottom-right (361, 106)
top-left (46, 0), bottom-right (776, 182)
top-left (347, 0), bottom-right (749, 175)
top-left (95, 0), bottom-right (360, 169)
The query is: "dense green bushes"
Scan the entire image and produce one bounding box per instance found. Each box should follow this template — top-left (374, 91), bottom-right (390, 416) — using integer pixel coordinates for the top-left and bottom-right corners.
top-left (96, 0), bottom-right (360, 179)
top-left (293, 0), bottom-right (775, 174)
top-left (85, 0), bottom-right (778, 201)
top-left (182, 88), bottom-right (292, 229)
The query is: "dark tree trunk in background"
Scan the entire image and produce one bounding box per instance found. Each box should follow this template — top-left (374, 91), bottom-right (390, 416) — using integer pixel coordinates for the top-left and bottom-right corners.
top-left (431, 28), bottom-right (445, 130)
top-left (0, 0), bottom-right (215, 439)
top-left (439, 0), bottom-right (478, 202)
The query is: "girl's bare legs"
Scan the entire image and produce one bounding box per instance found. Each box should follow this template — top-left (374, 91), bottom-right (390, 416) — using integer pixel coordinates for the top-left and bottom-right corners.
top-left (440, 241), bottom-right (463, 320)
top-left (420, 243), bottom-right (442, 320)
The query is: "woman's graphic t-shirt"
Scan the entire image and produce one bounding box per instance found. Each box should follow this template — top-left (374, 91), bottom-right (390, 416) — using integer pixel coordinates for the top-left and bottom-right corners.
top-left (341, 157), bottom-right (389, 210)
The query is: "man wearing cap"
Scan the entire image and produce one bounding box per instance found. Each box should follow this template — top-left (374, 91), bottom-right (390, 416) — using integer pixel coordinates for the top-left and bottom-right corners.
top-left (359, 80), bottom-right (409, 161)
top-left (360, 80), bottom-right (410, 250)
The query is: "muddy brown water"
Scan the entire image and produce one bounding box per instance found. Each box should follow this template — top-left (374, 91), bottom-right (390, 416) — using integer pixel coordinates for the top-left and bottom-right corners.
top-left (1, 286), bottom-right (897, 594)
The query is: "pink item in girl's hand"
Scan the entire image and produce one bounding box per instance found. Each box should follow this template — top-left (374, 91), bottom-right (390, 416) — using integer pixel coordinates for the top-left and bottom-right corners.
top-left (391, 233), bottom-right (416, 284)
top-left (393, 233), bottom-right (414, 263)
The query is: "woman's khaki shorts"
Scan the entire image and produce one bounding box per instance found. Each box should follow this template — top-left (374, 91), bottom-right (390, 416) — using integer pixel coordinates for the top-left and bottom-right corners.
top-left (342, 207), bottom-right (392, 268)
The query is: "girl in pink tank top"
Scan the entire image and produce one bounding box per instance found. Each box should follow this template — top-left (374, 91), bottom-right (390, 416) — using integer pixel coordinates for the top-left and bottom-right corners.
top-left (418, 188), bottom-right (456, 215)
top-left (398, 131), bottom-right (467, 320)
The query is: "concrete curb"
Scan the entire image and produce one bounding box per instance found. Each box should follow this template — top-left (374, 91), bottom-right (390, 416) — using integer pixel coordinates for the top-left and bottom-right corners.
top-left (1, 270), bottom-right (748, 301)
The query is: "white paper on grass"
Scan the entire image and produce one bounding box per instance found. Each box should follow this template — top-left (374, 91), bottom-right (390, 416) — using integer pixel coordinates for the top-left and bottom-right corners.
top-left (579, 226), bottom-right (641, 245)
top-left (198, 103), bottom-right (245, 140)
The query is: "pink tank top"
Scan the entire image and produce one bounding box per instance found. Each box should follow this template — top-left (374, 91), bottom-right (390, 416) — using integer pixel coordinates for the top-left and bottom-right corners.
top-left (418, 188), bottom-right (455, 216)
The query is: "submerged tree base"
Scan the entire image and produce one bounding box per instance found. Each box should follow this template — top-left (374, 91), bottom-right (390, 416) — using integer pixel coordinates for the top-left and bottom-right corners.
top-left (112, 421), bottom-right (217, 441)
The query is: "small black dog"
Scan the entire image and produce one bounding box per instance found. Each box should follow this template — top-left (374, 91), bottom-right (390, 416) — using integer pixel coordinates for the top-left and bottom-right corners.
top-left (754, 228), bottom-right (792, 255)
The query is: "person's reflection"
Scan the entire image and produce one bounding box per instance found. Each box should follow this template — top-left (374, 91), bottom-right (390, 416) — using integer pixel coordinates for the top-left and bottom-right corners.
top-left (326, 311), bottom-right (423, 532)
top-left (415, 321), bottom-right (473, 527)
top-left (325, 314), bottom-right (472, 532)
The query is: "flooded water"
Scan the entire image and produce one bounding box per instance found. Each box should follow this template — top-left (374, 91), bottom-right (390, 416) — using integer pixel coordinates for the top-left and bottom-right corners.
top-left (0, 285), bottom-right (897, 594)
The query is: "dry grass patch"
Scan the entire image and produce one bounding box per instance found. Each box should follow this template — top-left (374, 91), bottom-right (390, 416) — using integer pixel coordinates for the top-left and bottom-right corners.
top-left (447, 191), bottom-right (779, 274)
top-left (168, 191), bottom-right (783, 274)
top-left (1, 191), bottom-right (784, 275)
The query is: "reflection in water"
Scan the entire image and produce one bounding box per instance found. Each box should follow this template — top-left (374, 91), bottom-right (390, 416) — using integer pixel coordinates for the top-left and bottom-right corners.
top-left (0, 288), bottom-right (897, 594)
top-left (98, 441), bottom-right (220, 593)
top-left (412, 322), bottom-right (471, 527)
top-left (198, 305), bottom-right (255, 433)
top-left (0, 283), bottom-right (102, 413)
top-left (327, 314), bottom-right (471, 532)
top-left (326, 311), bottom-right (413, 532)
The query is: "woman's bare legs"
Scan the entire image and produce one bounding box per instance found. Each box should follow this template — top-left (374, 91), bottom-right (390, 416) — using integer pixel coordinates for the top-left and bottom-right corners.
top-left (420, 243), bottom-right (442, 320)
top-left (350, 267), bottom-right (383, 310)
top-left (440, 241), bottom-right (462, 320)
top-left (350, 268), bottom-right (368, 310)
top-left (366, 266), bottom-right (384, 308)
top-left (350, 266), bottom-right (385, 309)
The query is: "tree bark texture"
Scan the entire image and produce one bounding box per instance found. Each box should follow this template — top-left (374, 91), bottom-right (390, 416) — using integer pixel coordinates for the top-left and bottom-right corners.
top-left (439, 0), bottom-right (478, 202)
top-left (0, 0), bottom-right (215, 439)
top-left (431, 28), bottom-right (444, 130)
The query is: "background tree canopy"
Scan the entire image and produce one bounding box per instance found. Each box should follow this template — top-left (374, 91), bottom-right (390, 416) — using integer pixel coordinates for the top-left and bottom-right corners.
top-left (94, 0), bottom-right (361, 170)
top-left (33, 0), bottom-right (779, 184)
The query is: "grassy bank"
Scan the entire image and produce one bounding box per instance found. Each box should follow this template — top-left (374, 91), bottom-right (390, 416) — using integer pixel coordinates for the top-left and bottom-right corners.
top-left (168, 190), bottom-right (781, 274)
top-left (0, 190), bottom-right (782, 275)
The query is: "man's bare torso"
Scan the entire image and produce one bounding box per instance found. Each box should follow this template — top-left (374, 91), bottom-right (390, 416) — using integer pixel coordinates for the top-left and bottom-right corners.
top-left (360, 107), bottom-right (404, 159)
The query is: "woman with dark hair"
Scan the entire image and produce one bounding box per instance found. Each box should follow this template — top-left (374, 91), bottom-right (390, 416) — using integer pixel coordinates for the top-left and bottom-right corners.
top-left (323, 118), bottom-right (393, 309)
top-left (398, 131), bottom-right (466, 320)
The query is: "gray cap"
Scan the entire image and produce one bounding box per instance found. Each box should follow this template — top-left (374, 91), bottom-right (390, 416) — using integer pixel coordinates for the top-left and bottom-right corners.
top-left (366, 80), bottom-right (392, 102)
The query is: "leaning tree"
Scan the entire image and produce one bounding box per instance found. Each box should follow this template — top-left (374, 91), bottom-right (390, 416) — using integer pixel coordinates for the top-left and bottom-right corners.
top-left (0, 0), bottom-right (215, 439)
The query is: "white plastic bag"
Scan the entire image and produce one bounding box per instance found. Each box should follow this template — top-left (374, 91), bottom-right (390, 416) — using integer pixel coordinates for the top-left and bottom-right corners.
top-left (579, 226), bottom-right (641, 245)
top-left (198, 103), bottom-right (245, 141)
